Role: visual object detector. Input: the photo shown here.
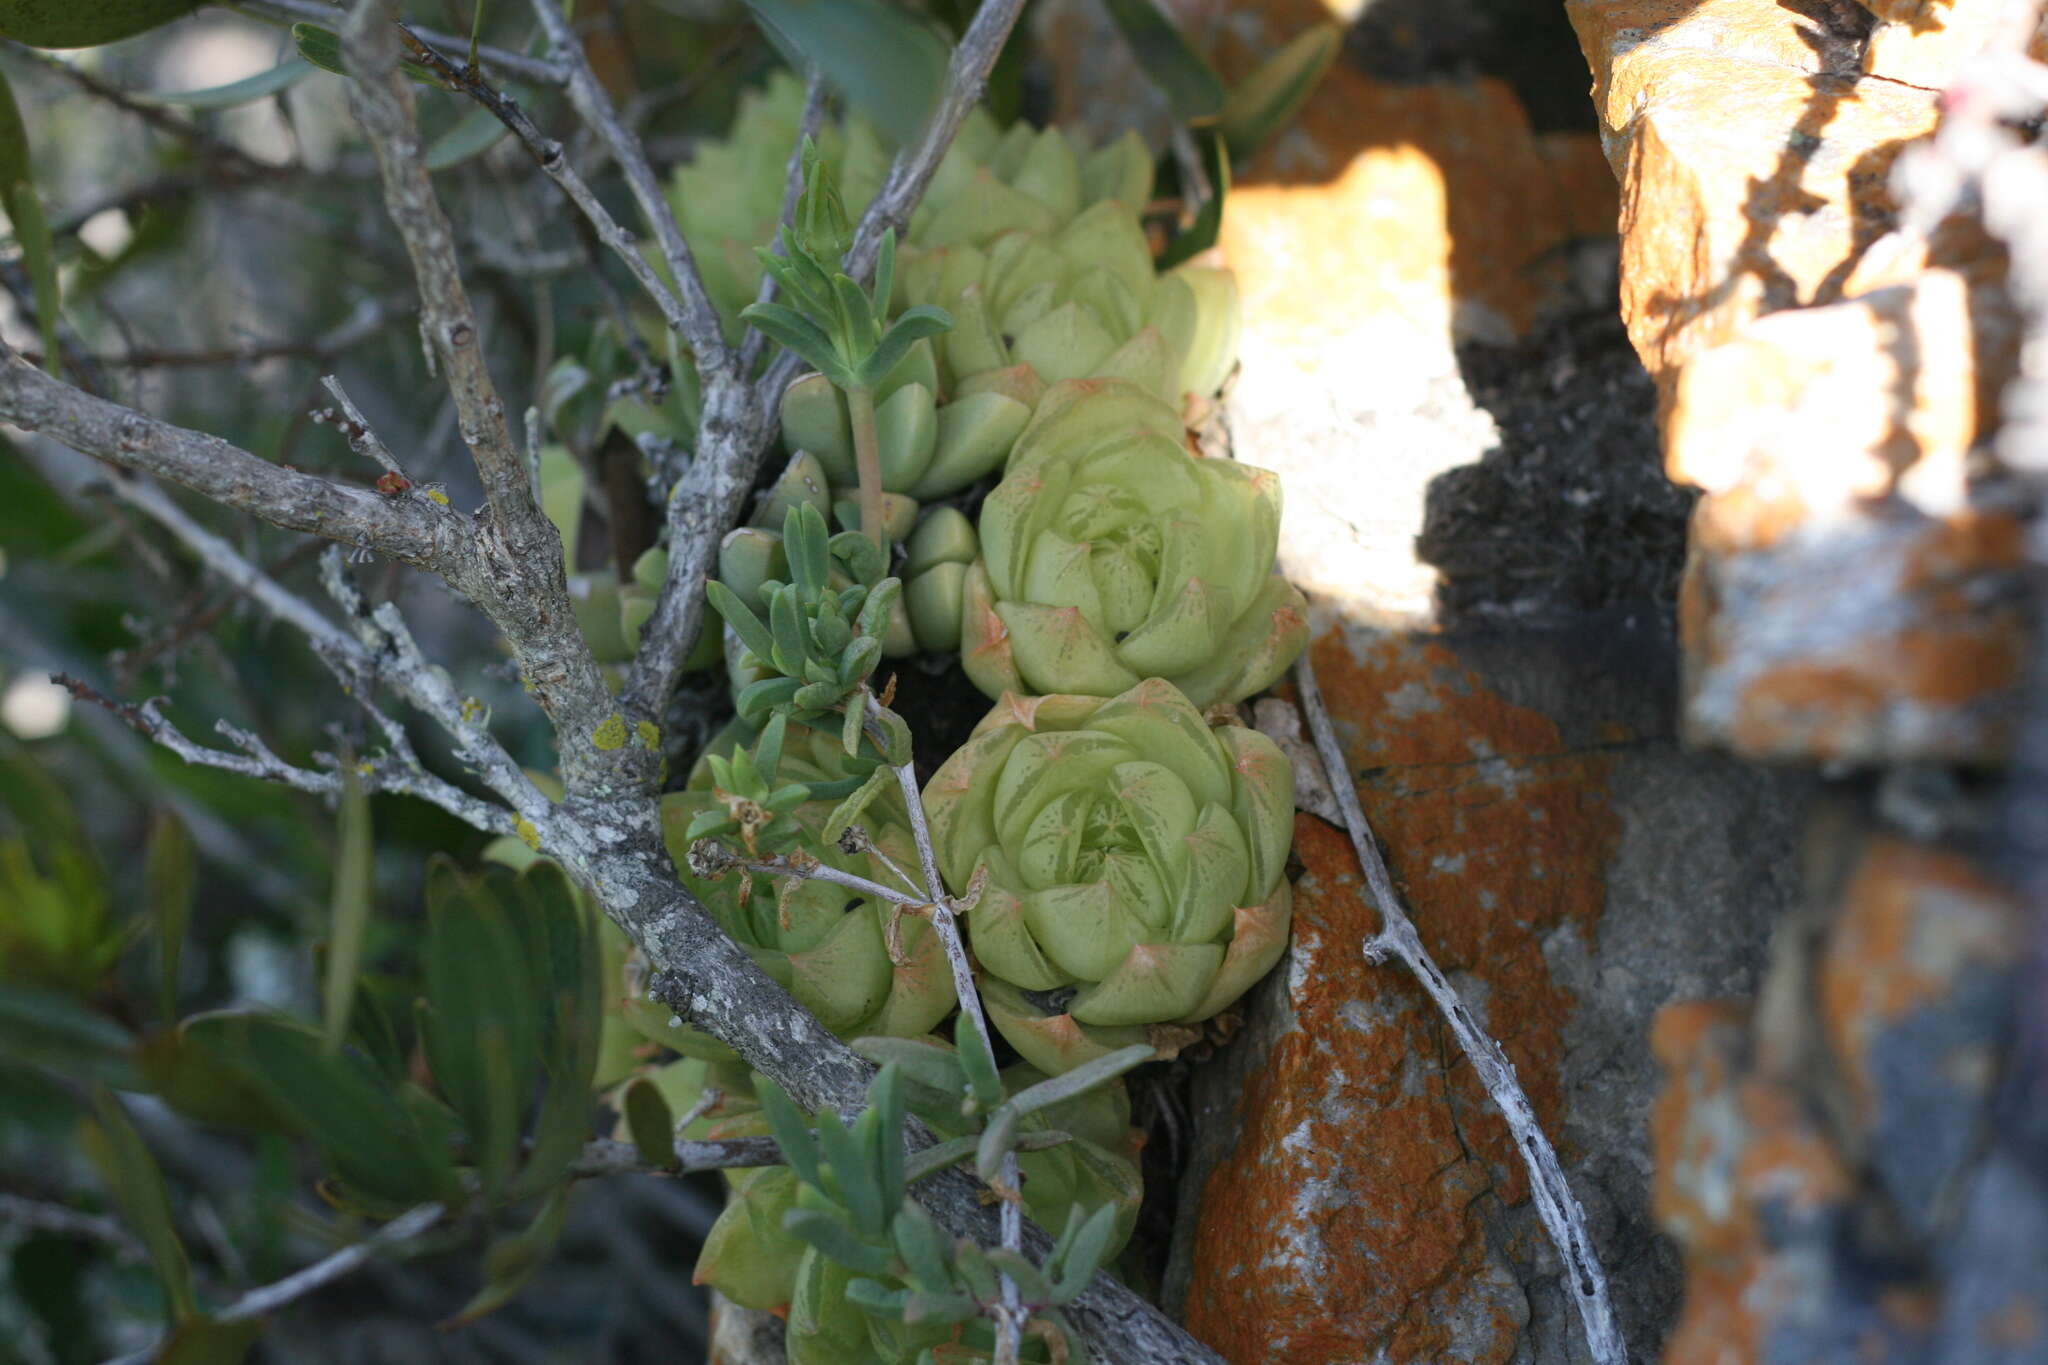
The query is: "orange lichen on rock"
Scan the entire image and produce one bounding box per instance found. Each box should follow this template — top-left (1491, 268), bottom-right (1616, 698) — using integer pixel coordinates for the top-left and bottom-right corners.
top-left (1181, 628), bottom-right (1624, 1363)
top-left (1816, 838), bottom-right (2019, 1128)
top-left (1651, 1000), bottom-right (1864, 1365)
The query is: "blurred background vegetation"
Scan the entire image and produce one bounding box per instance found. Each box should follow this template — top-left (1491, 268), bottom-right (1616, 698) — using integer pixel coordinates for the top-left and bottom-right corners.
top-left (0, 5), bottom-right (1003, 1360)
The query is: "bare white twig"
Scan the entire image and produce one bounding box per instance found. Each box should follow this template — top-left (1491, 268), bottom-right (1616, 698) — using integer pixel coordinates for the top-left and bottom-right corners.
top-left (0, 345), bottom-right (460, 569)
top-left (756, 0), bottom-right (1030, 404)
top-left (1292, 648), bottom-right (1627, 1365)
top-left (344, 0), bottom-right (623, 789)
top-left (97, 1203), bottom-right (446, 1365)
top-left (722, 848), bottom-right (926, 908)
top-left (870, 698), bottom-right (1028, 1356)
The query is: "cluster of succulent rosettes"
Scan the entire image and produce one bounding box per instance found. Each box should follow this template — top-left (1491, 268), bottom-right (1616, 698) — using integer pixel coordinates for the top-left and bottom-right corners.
top-left (921, 680), bottom-right (1295, 1075)
top-left (659, 715), bottom-right (953, 1043)
top-left (959, 378), bottom-right (1310, 710)
top-left (894, 142), bottom-right (1240, 404)
top-left (663, 1054), bottom-right (1142, 1331)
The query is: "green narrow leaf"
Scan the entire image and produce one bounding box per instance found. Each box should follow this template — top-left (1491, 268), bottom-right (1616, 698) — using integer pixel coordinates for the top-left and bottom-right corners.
top-left (858, 307), bottom-right (953, 390)
top-left (323, 766), bottom-right (372, 1052)
top-left (755, 1078), bottom-right (823, 1189)
top-left (134, 58), bottom-right (311, 110)
top-left (504, 863), bottom-right (602, 1198)
top-left (144, 810), bottom-right (196, 1023)
top-left (974, 1104), bottom-right (1018, 1185)
top-left (768, 585), bottom-right (809, 674)
top-left (1006, 1044), bottom-right (1153, 1117)
top-left (421, 865), bottom-right (537, 1200)
top-left (739, 300), bottom-right (842, 379)
top-left (870, 1064), bottom-right (905, 1215)
top-left (901, 1134), bottom-right (979, 1187)
top-left (288, 21), bottom-right (436, 83)
top-left (623, 1077), bottom-right (676, 1169)
top-left (1100, 0), bottom-right (1227, 120)
top-left (1158, 124), bottom-right (1230, 269)
top-left (814, 1110), bottom-right (882, 1234)
top-left (780, 1208), bottom-right (894, 1277)
top-left (425, 105), bottom-right (510, 171)
top-left (954, 1012), bottom-right (1002, 1110)
top-left (187, 1012), bottom-right (458, 1206)
top-left (891, 1203), bottom-right (951, 1286)
top-left (83, 1085), bottom-right (195, 1322)
top-left (1219, 23), bottom-right (1340, 161)
top-left (822, 766), bottom-right (893, 846)
top-left (707, 580), bottom-right (778, 664)
top-left (0, 67), bottom-right (57, 376)
top-left (291, 23), bottom-right (346, 75)
top-left (0, 0), bottom-right (198, 48)
top-left (1050, 1202), bottom-right (1118, 1303)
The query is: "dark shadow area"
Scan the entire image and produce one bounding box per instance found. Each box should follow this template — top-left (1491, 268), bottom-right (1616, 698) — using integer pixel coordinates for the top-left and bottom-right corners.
top-left (1422, 302), bottom-right (1696, 622)
top-left (1345, 0), bottom-right (1602, 131)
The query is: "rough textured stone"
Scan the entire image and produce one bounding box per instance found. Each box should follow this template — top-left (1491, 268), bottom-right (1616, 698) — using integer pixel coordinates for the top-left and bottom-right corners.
top-left (1815, 837), bottom-right (2022, 1235)
top-left (1859, 0), bottom-right (2048, 91)
top-left (1646, 820), bottom-right (2036, 1365)
top-left (1678, 503), bottom-right (2029, 764)
top-left (1666, 270), bottom-right (2014, 526)
top-left (1569, 0), bottom-right (1942, 396)
top-left (1165, 610), bottom-right (1808, 1362)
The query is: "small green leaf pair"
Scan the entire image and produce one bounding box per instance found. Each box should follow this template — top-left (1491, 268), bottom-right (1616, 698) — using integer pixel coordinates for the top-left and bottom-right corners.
top-left (740, 142), bottom-right (954, 393)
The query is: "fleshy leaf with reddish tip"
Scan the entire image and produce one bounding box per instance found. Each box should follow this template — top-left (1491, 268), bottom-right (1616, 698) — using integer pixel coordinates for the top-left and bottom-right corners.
top-left (921, 680), bottom-right (1295, 1068)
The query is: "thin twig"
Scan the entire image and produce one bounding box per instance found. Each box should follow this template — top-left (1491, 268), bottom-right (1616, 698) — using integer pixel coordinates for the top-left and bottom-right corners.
top-left (569, 1135), bottom-right (784, 1178)
top-left (56, 677), bottom-right (514, 836)
top-left (523, 0), bottom-right (730, 368)
top-left (0, 342), bottom-right (460, 569)
top-left (95, 1207), bottom-right (443, 1365)
top-left (236, 0), bottom-right (567, 85)
top-left (395, 23), bottom-right (696, 341)
top-left (870, 696), bottom-right (1027, 1357)
top-left (318, 374), bottom-right (405, 477)
top-left (722, 849), bottom-right (926, 909)
top-left (1292, 648), bottom-right (1628, 1365)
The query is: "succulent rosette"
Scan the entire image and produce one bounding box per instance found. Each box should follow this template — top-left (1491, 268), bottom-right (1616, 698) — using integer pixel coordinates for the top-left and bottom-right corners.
top-left (922, 681), bottom-right (1295, 1074)
top-left (659, 724), bottom-right (953, 1044)
top-left (959, 379), bottom-right (1309, 709)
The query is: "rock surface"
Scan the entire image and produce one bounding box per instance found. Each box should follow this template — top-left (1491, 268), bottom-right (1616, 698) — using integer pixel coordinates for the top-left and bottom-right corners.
top-left (1649, 827), bottom-right (2028, 1363)
top-left (1164, 611), bottom-right (1809, 1362)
